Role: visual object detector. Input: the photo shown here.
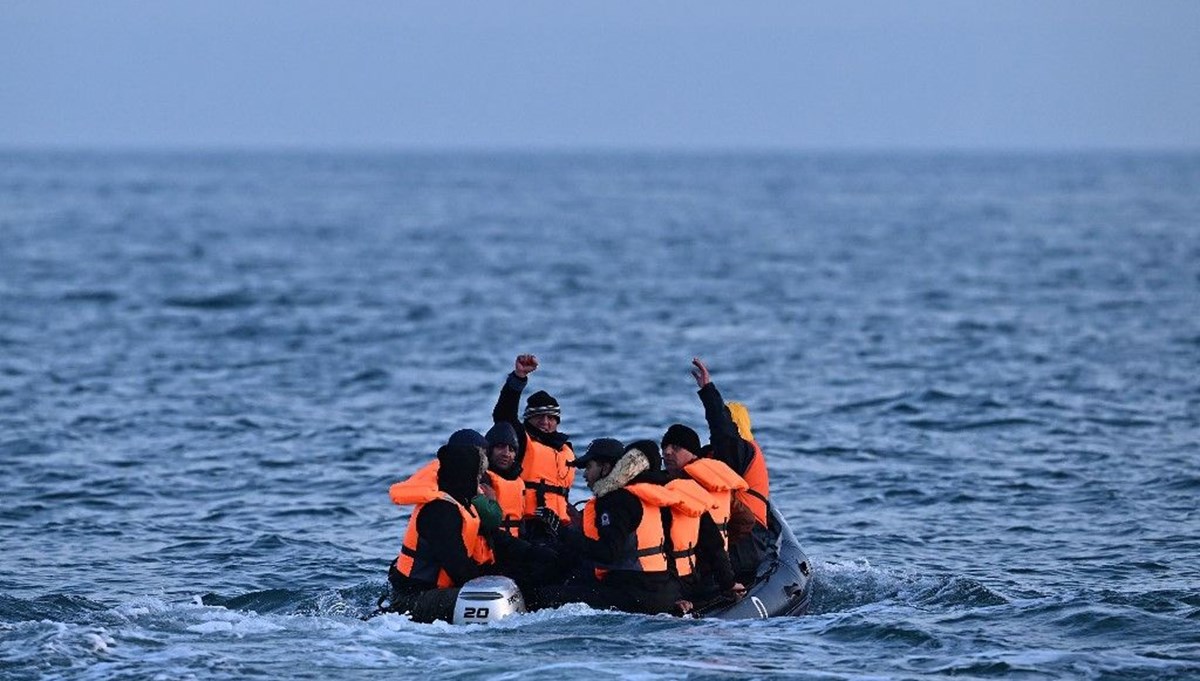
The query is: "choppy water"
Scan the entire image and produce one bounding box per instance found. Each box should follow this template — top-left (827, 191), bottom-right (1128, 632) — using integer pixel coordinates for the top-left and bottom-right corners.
top-left (1, 151), bottom-right (1198, 680)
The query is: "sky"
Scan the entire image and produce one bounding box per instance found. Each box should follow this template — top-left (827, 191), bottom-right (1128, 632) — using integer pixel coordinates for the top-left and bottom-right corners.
top-left (2, 1), bottom-right (1198, 151)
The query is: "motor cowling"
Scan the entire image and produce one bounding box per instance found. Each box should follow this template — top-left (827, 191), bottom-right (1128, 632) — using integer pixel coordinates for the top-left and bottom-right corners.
top-left (452, 576), bottom-right (526, 624)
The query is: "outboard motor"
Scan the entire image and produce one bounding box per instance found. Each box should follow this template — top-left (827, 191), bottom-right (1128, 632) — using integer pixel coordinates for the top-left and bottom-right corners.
top-left (452, 576), bottom-right (526, 624)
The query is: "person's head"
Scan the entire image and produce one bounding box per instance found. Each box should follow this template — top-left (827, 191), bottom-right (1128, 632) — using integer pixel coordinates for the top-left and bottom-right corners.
top-left (661, 423), bottom-right (701, 476)
top-left (569, 438), bottom-right (624, 489)
top-left (625, 439), bottom-right (670, 485)
top-left (523, 390), bottom-right (561, 434)
top-left (448, 428), bottom-right (487, 457)
top-left (485, 422), bottom-right (519, 473)
top-left (447, 429), bottom-right (488, 483)
top-left (625, 439), bottom-right (663, 472)
top-left (436, 443), bottom-right (483, 503)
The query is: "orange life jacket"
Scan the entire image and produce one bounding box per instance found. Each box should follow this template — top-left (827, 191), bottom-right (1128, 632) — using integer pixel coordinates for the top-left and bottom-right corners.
top-left (737, 440), bottom-right (771, 527)
top-left (484, 470), bottom-right (526, 537)
top-left (664, 478), bottom-right (718, 579)
top-left (390, 479), bottom-right (494, 587)
top-left (519, 436), bottom-right (575, 523)
top-left (683, 458), bottom-right (748, 548)
top-left (582, 483), bottom-right (678, 581)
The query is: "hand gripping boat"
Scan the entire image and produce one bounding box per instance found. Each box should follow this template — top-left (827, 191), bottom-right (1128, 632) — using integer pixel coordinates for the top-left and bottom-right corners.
top-left (451, 506), bottom-right (813, 623)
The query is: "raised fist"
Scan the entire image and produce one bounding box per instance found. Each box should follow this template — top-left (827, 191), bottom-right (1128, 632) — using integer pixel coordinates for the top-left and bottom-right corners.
top-left (514, 354), bottom-right (539, 378)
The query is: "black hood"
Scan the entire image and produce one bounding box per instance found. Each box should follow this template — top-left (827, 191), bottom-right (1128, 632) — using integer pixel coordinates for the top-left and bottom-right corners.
top-left (436, 443), bottom-right (481, 504)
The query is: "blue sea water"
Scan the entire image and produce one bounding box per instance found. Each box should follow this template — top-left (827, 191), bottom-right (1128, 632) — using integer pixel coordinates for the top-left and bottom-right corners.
top-left (1, 151), bottom-right (1198, 680)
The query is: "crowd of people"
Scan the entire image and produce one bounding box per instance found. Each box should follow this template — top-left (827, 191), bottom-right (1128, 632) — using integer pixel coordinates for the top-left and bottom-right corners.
top-left (375, 355), bottom-right (774, 623)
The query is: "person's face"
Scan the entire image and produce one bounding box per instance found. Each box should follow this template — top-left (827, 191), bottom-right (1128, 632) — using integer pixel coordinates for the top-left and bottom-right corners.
top-left (529, 413), bottom-right (559, 434)
top-left (584, 460), bottom-right (610, 488)
top-left (489, 443), bottom-right (516, 471)
top-left (663, 444), bottom-right (695, 476)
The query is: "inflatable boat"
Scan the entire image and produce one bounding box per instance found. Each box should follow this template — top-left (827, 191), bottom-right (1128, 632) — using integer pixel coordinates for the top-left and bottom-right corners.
top-left (451, 505), bottom-right (812, 623)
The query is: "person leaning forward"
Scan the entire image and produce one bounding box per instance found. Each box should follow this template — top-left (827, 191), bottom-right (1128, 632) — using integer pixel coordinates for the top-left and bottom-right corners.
top-left (492, 354), bottom-right (576, 524)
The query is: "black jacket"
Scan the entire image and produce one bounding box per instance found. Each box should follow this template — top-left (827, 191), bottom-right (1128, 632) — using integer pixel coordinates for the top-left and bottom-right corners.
top-left (560, 487), bottom-right (643, 567)
top-left (698, 382), bottom-right (757, 478)
top-left (389, 499), bottom-right (482, 593)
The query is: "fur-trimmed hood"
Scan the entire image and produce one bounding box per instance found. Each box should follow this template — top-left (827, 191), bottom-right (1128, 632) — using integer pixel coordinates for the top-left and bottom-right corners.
top-left (591, 447), bottom-right (650, 498)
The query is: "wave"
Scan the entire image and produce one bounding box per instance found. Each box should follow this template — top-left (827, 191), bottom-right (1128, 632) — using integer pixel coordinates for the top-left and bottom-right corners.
top-left (808, 559), bottom-right (1009, 614)
top-left (162, 290), bottom-right (258, 310)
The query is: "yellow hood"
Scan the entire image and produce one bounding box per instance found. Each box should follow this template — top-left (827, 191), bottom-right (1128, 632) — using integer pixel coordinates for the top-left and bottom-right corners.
top-left (726, 401), bottom-right (754, 441)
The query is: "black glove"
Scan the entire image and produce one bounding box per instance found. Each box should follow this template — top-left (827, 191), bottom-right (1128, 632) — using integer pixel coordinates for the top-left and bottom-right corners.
top-left (534, 506), bottom-right (560, 535)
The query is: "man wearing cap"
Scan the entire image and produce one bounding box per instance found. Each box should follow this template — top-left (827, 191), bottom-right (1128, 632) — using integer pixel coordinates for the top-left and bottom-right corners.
top-left (492, 354), bottom-right (576, 525)
top-left (527, 438), bottom-right (685, 616)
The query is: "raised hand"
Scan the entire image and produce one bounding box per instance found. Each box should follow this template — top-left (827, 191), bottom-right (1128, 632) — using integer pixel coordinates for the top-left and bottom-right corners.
top-left (514, 354), bottom-right (539, 378)
top-left (690, 357), bottom-right (711, 388)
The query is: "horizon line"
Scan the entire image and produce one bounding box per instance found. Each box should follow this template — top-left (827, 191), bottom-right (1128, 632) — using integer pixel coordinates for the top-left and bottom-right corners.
top-left (2, 143), bottom-right (1199, 156)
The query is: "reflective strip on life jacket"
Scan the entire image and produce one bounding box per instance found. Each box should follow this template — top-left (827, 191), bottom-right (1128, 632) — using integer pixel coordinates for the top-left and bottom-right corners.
top-left (519, 436), bottom-right (575, 522)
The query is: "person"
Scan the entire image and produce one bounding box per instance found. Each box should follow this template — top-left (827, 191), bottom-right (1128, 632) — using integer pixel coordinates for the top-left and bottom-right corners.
top-left (380, 437), bottom-right (561, 623)
top-left (401, 428), bottom-right (490, 493)
top-left (483, 422), bottom-right (527, 538)
top-left (492, 354), bottom-right (576, 524)
top-left (687, 357), bottom-right (774, 582)
top-left (689, 359), bottom-right (771, 528)
top-left (381, 442), bottom-right (497, 623)
top-left (628, 438), bottom-right (743, 610)
top-left (527, 438), bottom-right (684, 616)
top-left (661, 424), bottom-right (749, 550)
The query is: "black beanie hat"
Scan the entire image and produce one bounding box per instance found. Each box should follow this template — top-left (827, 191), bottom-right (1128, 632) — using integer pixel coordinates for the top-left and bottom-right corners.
top-left (523, 390), bottom-right (561, 421)
top-left (485, 422), bottom-right (519, 450)
top-left (661, 423), bottom-right (701, 455)
top-left (437, 443), bottom-right (482, 502)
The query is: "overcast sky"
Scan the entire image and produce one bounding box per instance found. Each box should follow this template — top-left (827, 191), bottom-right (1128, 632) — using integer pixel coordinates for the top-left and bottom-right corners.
top-left (2, 1), bottom-right (1198, 150)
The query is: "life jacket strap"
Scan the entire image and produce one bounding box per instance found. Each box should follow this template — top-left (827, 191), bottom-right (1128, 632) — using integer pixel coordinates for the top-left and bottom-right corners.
top-left (635, 543), bottom-right (667, 558)
top-left (529, 480), bottom-right (570, 507)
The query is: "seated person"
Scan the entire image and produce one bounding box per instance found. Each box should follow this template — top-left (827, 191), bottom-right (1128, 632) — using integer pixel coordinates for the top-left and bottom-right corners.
top-left (527, 439), bottom-right (685, 616)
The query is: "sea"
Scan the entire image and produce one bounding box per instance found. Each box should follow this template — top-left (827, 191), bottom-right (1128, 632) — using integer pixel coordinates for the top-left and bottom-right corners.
top-left (1, 150), bottom-right (1197, 680)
